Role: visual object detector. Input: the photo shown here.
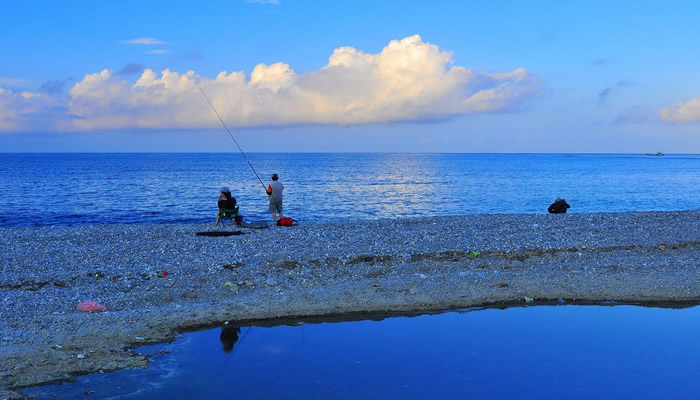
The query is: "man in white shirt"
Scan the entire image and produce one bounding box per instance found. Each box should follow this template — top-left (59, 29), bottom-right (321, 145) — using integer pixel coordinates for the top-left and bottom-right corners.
top-left (267, 173), bottom-right (285, 222)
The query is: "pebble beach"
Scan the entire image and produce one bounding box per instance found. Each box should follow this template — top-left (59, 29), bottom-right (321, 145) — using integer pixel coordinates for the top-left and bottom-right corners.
top-left (2, 210), bottom-right (700, 396)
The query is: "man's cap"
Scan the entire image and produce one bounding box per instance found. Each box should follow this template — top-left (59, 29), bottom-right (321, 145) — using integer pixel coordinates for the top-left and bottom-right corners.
top-left (271, 173), bottom-right (278, 179)
top-left (221, 187), bottom-right (230, 193)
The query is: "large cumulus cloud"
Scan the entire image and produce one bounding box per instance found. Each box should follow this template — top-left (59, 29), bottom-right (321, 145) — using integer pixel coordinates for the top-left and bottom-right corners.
top-left (659, 97), bottom-right (700, 123)
top-left (2, 35), bottom-right (539, 132)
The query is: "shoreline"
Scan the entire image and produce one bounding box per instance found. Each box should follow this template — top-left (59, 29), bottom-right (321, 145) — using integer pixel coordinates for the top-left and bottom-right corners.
top-left (2, 210), bottom-right (700, 395)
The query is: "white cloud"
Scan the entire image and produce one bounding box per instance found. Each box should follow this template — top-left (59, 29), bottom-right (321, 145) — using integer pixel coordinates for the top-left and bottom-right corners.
top-left (144, 49), bottom-right (171, 55)
top-left (659, 97), bottom-right (700, 123)
top-left (121, 38), bottom-right (169, 45)
top-left (2, 35), bottom-right (539, 132)
top-left (0, 77), bottom-right (34, 88)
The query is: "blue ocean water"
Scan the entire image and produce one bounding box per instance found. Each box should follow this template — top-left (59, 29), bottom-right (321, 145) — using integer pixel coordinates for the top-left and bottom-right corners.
top-left (1, 153), bottom-right (699, 227)
top-left (23, 305), bottom-right (700, 400)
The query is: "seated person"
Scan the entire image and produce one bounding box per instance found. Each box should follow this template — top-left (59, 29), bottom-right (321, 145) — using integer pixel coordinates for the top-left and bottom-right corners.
top-left (548, 198), bottom-right (571, 214)
top-left (215, 187), bottom-right (237, 225)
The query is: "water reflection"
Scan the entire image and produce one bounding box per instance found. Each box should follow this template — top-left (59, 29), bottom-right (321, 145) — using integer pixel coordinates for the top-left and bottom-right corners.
top-left (21, 304), bottom-right (700, 399)
top-left (4, 153), bottom-right (700, 227)
top-left (219, 325), bottom-right (241, 353)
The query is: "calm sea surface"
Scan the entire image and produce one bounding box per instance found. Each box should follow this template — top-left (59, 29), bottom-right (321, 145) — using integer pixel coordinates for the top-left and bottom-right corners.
top-left (23, 305), bottom-right (700, 400)
top-left (1, 153), bottom-right (699, 227)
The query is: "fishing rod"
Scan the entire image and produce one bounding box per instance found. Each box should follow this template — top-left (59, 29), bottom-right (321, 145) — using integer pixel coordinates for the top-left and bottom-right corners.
top-left (199, 88), bottom-right (267, 193)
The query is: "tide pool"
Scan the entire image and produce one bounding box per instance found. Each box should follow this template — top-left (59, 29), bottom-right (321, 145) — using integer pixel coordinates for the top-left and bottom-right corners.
top-left (23, 304), bottom-right (700, 399)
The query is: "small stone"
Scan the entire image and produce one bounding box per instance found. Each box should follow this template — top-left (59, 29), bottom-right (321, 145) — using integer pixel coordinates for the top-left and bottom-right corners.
top-left (265, 278), bottom-right (277, 286)
top-left (77, 354), bottom-right (85, 359)
top-left (135, 336), bottom-right (145, 341)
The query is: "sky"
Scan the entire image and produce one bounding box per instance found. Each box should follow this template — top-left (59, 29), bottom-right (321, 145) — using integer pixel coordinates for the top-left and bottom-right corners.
top-left (1, 0), bottom-right (699, 153)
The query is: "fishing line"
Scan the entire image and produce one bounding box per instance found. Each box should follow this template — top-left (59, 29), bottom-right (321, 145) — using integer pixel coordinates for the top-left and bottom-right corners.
top-left (199, 88), bottom-right (267, 193)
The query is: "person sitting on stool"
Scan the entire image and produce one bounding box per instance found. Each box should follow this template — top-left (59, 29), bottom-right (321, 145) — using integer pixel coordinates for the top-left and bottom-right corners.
top-left (215, 187), bottom-right (237, 225)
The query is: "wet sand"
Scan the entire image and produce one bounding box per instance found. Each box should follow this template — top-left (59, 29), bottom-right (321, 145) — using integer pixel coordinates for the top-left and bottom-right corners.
top-left (1, 210), bottom-right (699, 396)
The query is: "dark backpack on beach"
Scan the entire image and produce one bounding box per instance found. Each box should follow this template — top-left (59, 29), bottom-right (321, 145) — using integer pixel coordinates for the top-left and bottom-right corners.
top-left (277, 217), bottom-right (298, 226)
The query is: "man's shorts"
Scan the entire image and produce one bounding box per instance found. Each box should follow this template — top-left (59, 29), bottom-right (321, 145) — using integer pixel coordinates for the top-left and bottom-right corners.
top-left (269, 197), bottom-right (283, 214)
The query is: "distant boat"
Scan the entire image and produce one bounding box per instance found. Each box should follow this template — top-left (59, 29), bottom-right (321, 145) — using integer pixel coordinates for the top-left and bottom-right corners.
top-left (645, 152), bottom-right (664, 156)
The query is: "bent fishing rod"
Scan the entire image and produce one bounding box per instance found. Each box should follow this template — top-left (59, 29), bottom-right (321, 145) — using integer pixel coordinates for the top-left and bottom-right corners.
top-left (199, 88), bottom-right (268, 193)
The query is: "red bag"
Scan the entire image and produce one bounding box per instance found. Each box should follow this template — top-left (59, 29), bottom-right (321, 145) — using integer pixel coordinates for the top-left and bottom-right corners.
top-left (276, 217), bottom-right (298, 226)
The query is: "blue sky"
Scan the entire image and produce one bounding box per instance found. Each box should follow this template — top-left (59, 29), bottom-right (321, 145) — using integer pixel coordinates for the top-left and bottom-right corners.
top-left (1, 0), bottom-right (699, 152)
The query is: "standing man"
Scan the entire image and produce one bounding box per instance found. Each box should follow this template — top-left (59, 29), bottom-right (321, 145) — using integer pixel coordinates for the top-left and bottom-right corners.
top-left (267, 173), bottom-right (284, 222)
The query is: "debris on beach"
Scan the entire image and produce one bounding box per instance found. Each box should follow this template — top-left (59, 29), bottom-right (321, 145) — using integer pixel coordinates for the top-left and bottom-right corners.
top-left (75, 300), bottom-right (107, 313)
top-left (524, 296), bottom-right (534, 303)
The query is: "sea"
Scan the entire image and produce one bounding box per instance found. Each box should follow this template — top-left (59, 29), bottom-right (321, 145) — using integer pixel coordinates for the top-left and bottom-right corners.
top-left (1, 153), bottom-right (699, 227)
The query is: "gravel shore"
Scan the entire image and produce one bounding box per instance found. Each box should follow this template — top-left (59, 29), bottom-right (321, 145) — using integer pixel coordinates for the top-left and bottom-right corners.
top-left (2, 210), bottom-right (700, 395)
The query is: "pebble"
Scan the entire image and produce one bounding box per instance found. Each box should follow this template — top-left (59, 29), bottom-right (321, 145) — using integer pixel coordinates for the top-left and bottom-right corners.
top-left (1, 210), bottom-right (699, 391)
